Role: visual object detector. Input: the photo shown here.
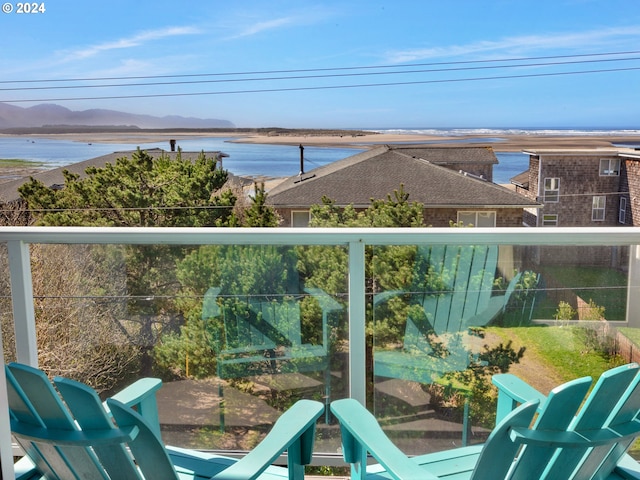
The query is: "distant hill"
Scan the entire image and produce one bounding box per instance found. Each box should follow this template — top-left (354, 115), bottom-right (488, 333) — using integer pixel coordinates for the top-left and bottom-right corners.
top-left (0, 103), bottom-right (234, 129)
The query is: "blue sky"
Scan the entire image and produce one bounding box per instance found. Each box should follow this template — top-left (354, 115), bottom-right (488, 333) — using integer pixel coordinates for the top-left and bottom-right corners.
top-left (1, 0), bottom-right (639, 128)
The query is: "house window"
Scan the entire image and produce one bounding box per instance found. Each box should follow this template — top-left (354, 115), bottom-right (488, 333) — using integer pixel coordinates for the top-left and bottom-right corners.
top-left (542, 214), bottom-right (558, 226)
top-left (457, 211), bottom-right (496, 227)
top-left (599, 158), bottom-right (620, 176)
top-left (543, 178), bottom-right (560, 202)
top-left (592, 196), bottom-right (606, 221)
top-left (619, 197), bottom-right (627, 224)
top-left (291, 210), bottom-right (310, 227)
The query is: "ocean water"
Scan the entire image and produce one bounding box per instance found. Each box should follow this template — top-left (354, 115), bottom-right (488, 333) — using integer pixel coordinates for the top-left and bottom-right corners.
top-left (3, 127), bottom-right (637, 184)
top-left (374, 127), bottom-right (640, 136)
top-left (371, 127), bottom-right (640, 183)
top-left (0, 136), bottom-right (362, 178)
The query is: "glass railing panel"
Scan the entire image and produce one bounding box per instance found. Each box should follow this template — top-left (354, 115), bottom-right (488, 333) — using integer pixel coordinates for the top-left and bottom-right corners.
top-left (169, 243), bottom-right (348, 452)
top-left (26, 242), bottom-right (349, 453)
top-left (6, 231), bottom-right (640, 462)
top-left (0, 242), bottom-right (15, 363)
top-left (520, 244), bottom-right (629, 322)
top-left (28, 243), bottom-right (148, 390)
top-left (371, 241), bottom-right (640, 457)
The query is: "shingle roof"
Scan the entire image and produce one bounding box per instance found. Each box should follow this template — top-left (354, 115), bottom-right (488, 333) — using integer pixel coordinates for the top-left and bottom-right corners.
top-left (0, 148), bottom-right (239, 203)
top-left (510, 170), bottom-right (530, 188)
top-left (378, 144), bottom-right (499, 165)
top-left (267, 145), bottom-right (538, 208)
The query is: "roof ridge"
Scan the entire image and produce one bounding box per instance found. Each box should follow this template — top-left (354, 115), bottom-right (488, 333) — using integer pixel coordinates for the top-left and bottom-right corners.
top-left (268, 145), bottom-right (389, 195)
top-left (387, 144), bottom-right (495, 150)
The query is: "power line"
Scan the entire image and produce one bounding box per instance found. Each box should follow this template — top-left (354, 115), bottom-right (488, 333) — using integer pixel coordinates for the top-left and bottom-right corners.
top-left (3, 65), bottom-right (639, 103)
top-left (2, 55), bottom-right (640, 93)
top-left (0, 204), bottom-right (237, 216)
top-left (2, 50), bottom-right (639, 84)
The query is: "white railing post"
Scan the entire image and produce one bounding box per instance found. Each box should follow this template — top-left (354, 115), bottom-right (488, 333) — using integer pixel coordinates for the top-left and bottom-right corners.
top-left (348, 239), bottom-right (367, 405)
top-left (627, 245), bottom-right (640, 327)
top-left (7, 240), bottom-right (38, 366)
top-left (0, 327), bottom-right (14, 480)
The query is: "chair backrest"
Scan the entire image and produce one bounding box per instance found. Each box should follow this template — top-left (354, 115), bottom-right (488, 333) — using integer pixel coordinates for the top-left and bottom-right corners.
top-left (406, 244), bottom-right (499, 342)
top-left (331, 397), bottom-right (540, 480)
top-left (332, 364), bottom-right (640, 480)
top-left (203, 290), bottom-right (303, 352)
top-left (256, 298), bottom-right (303, 345)
top-left (203, 286), bottom-right (341, 355)
top-left (475, 363), bottom-right (640, 480)
top-left (7, 362), bottom-right (178, 480)
top-left (9, 362), bottom-right (326, 480)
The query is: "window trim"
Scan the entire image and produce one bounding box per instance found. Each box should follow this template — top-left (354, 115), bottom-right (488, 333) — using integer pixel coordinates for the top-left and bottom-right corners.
top-left (599, 158), bottom-right (621, 177)
top-left (290, 210), bottom-right (311, 227)
top-left (456, 210), bottom-right (497, 227)
top-left (542, 214), bottom-right (558, 227)
top-left (543, 177), bottom-right (560, 203)
top-left (592, 195), bottom-right (606, 222)
top-left (619, 197), bottom-right (627, 224)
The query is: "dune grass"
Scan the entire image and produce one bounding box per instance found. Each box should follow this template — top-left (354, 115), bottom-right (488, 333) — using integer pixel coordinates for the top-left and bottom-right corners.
top-left (0, 158), bottom-right (46, 168)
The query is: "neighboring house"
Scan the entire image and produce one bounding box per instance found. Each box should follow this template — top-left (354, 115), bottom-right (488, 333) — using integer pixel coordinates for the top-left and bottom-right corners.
top-left (511, 147), bottom-right (640, 227)
top-left (266, 144), bottom-right (541, 227)
top-left (0, 148), bottom-right (237, 204)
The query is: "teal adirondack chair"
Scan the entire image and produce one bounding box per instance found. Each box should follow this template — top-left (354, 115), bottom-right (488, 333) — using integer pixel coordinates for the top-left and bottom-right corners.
top-left (6, 362), bottom-right (324, 480)
top-left (202, 286), bottom-right (341, 427)
top-left (331, 363), bottom-right (640, 479)
top-left (374, 244), bottom-right (521, 384)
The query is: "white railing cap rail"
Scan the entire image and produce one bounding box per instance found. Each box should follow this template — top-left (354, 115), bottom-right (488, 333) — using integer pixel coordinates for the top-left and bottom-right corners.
top-left (1, 226), bottom-right (640, 246)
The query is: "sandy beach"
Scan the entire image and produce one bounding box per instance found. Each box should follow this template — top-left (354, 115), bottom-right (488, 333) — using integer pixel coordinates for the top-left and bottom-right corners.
top-left (3, 130), bottom-right (639, 152)
top-left (229, 132), bottom-right (640, 152)
top-left (1, 130), bottom-right (639, 186)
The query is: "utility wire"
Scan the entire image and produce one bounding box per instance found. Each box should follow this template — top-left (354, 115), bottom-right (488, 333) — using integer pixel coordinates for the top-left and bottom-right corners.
top-left (2, 49), bottom-right (639, 84)
top-left (4, 65), bottom-right (640, 103)
top-left (3, 204), bottom-right (237, 213)
top-left (2, 188), bottom-right (631, 215)
top-left (1, 55), bottom-right (640, 92)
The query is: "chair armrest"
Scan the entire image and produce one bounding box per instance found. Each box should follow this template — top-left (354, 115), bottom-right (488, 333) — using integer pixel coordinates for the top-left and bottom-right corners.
top-left (330, 399), bottom-right (437, 480)
top-left (105, 378), bottom-right (162, 437)
top-left (305, 287), bottom-right (343, 313)
top-left (211, 399), bottom-right (324, 480)
top-left (511, 421), bottom-right (640, 448)
top-left (202, 286), bottom-right (222, 318)
top-left (304, 287), bottom-right (343, 349)
top-left (492, 374), bottom-right (547, 424)
top-left (11, 419), bottom-right (139, 446)
top-left (372, 290), bottom-right (405, 307)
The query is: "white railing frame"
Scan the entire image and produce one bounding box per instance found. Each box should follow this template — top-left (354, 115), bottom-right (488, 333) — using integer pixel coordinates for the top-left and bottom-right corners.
top-left (2, 225), bottom-right (640, 477)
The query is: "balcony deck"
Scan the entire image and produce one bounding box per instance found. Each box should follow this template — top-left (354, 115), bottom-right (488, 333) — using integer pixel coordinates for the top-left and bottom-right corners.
top-left (2, 226), bottom-right (640, 478)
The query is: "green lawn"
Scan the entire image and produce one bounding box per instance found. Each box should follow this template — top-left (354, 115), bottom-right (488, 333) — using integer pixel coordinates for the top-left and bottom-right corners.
top-left (533, 266), bottom-right (627, 321)
top-left (488, 324), bottom-right (622, 382)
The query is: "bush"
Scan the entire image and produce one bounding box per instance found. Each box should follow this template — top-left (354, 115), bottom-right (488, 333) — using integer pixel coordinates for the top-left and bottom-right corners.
top-left (153, 315), bottom-right (217, 379)
top-left (432, 338), bottom-right (525, 428)
top-left (555, 301), bottom-right (577, 320)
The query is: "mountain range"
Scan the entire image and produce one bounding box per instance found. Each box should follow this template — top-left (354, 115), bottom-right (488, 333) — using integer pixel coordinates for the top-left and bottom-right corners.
top-left (0, 103), bottom-right (234, 129)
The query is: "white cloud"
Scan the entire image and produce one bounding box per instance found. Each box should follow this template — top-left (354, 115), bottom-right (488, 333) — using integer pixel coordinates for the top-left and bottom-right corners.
top-left (223, 5), bottom-right (338, 40)
top-left (232, 17), bottom-right (297, 39)
top-left (385, 26), bottom-right (640, 63)
top-left (61, 26), bottom-right (201, 61)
